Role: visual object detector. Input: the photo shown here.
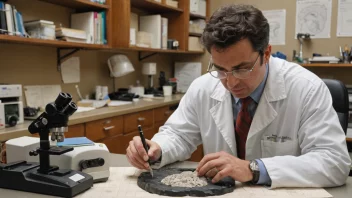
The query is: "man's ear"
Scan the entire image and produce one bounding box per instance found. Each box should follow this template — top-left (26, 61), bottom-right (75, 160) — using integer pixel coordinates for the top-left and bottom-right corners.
top-left (264, 45), bottom-right (272, 64)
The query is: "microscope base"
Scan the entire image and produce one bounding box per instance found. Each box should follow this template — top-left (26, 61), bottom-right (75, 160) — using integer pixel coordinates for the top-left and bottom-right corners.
top-left (0, 161), bottom-right (93, 198)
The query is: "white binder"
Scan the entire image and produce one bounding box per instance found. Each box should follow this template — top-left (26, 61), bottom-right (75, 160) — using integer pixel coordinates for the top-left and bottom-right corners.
top-left (140, 15), bottom-right (161, 49)
top-left (71, 12), bottom-right (95, 44)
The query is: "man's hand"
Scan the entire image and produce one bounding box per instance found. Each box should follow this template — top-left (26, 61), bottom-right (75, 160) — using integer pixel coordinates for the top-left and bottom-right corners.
top-left (196, 151), bottom-right (253, 183)
top-left (126, 136), bottom-right (162, 170)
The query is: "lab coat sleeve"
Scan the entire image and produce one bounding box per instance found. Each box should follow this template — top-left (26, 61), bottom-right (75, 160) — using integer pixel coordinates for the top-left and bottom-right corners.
top-left (261, 81), bottom-right (351, 188)
top-left (151, 82), bottom-right (202, 168)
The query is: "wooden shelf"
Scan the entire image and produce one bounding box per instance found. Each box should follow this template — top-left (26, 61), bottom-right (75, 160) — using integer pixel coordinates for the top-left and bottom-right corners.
top-left (301, 63), bottom-right (352, 67)
top-left (190, 13), bottom-right (206, 20)
top-left (39, 0), bottom-right (109, 10)
top-left (187, 50), bottom-right (205, 53)
top-left (125, 46), bottom-right (203, 54)
top-left (189, 32), bottom-right (202, 37)
top-left (0, 35), bottom-right (109, 49)
top-left (131, 0), bottom-right (183, 13)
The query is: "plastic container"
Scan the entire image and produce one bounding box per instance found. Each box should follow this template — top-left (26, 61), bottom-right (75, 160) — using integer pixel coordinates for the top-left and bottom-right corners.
top-left (163, 85), bottom-right (173, 96)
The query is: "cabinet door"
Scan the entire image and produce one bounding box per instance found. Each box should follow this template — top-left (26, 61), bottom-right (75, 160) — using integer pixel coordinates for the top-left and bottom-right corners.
top-left (154, 105), bottom-right (175, 135)
top-left (189, 145), bottom-right (204, 162)
top-left (121, 127), bottom-right (155, 153)
top-left (65, 124), bottom-right (85, 138)
top-left (86, 116), bottom-right (123, 141)
top-left (123, 110), bottom-right (154, 134)
top-left (102, 135), bottom-right (125, 154)
top-left (154, 106), bottom-right (171, 123)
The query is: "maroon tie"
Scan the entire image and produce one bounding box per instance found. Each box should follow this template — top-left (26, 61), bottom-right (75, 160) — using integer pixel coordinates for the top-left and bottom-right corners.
top-left (235, 97), bottom-right (253, 160)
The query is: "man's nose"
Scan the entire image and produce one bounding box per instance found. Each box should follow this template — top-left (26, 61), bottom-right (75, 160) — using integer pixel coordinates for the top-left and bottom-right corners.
top-left (226, 73), bottom-right (240, 88)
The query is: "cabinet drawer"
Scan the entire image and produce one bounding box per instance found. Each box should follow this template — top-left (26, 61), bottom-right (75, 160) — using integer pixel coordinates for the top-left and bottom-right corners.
top-left (123, 110), bottom-right (153, 134)
top-left (66, 124), bottom-right (85, 138)
top-left (154, 106), bottom-right (173, 123)
top-left (86, 116), bottom-right (123, 141)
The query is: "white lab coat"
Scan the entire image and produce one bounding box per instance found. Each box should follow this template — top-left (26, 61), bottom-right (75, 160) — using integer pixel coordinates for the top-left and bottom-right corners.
top-left (152, 57), bottom-right (351, 188)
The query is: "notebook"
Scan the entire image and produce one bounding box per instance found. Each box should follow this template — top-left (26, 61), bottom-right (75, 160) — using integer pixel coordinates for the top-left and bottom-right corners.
top-left (57, 137), bottom-right (94, 147)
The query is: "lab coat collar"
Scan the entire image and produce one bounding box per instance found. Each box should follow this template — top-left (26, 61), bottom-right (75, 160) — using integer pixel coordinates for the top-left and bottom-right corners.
top-left (247, 56), bottom-right (286, 139)
top-left (210, 80), bottom-right (228, 101)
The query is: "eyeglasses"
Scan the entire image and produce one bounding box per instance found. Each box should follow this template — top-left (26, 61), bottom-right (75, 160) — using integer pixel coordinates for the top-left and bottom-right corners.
top-left (207, 54), bottom-right (261, 79)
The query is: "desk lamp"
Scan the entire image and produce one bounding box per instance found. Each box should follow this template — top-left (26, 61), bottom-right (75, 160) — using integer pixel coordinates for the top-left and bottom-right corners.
top-left (143, 62), bottom-right (157, 94)
top-left (108, 54), bottom-right (135, 92)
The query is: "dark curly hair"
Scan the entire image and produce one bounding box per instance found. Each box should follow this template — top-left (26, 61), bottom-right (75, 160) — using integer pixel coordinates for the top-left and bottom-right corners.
top-left (201, 4), bottom-right (269, 55)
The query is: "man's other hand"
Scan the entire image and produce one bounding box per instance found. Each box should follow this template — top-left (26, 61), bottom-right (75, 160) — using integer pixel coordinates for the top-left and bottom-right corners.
top-left (196, 151), bottom-right (253, 183)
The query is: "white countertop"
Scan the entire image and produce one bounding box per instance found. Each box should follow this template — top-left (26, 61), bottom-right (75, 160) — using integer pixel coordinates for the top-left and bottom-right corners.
top-left (0, 154), bottom-right (351, 198)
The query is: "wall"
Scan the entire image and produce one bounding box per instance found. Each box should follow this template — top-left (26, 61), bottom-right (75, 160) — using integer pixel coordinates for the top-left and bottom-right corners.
top-left (0, 0), bottom-right (181, 104)
top-left (208, 0), bottom-right (352, 84)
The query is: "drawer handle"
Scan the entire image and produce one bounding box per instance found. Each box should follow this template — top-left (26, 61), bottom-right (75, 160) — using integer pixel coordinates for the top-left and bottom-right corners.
top-left (137, 117), bottom-right (145, 121)
top-left (103, 126), bottom-right (115, 131)
top-left (165, 111), bottom-right (172, 116)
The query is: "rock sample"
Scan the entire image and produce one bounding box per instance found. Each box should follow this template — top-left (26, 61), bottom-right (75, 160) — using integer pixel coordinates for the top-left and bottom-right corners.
top-left (137, 168), bottom-right (235, 197)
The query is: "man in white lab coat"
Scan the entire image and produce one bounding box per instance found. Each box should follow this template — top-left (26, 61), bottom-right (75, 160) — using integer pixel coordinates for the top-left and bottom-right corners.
top-left (126, 4), bottom-right (351, 188)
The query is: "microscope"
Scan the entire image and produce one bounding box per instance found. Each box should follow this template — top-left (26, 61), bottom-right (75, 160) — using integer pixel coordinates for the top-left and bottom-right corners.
top-left (0, 93), bottom-right (93, 197)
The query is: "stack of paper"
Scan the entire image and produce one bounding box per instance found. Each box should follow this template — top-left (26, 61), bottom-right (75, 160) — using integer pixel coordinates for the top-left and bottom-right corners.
top-left (56, 27), bottom-right (87, 43)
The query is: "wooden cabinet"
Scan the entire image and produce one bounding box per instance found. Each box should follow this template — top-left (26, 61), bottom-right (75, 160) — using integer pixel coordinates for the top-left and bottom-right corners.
top-left (123, 110), bottom-right (154, 134)
top-left (66, 124), bottom-right (85, 138)
top-left (85, 116), bottom-right (123, 141)
top-left (189, 145), bottom-right (204, 162)
top-left (102, 135), bottom-right (125, 154)
top-left (154, 106), bottom-right (172, 123)
top-left (27, 103), bottom-right (204, 161)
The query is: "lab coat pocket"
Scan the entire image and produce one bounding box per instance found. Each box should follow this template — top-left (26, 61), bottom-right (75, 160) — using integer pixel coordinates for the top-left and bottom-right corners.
top-left (261, 139), bottom-right (298, 158)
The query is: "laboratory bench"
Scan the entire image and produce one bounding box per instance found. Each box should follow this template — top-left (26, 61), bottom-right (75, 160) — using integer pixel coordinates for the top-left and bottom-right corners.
top-left (0, 94), bottom-right (183, 141)
top-left (0, 94), bottom-right (204, 162)
top-left (0, 154), bottom-right (351, 198)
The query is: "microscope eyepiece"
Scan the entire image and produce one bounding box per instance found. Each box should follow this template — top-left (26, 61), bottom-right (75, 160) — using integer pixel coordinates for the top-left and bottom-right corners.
top-left (55, 92), bottom-right (72, 111)
top-left (65, 102), bottom-right (77, 116)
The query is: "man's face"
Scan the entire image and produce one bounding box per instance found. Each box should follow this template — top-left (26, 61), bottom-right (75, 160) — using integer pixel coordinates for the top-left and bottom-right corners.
top-left (210, 39), bottom-right (271, 99)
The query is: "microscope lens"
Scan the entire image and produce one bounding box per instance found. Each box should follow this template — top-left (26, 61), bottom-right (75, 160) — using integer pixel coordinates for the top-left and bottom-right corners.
top-left (57, 134), bottom-right (64, 142)
top-left (65, 102), bottom-right (77, 116)
top-left (55, 93), bottom-right (72, 110)
top-left (51, 133), bottom-right (56, 141)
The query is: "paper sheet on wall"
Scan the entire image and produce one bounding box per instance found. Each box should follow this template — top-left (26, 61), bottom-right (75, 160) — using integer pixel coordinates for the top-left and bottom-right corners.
top-left (295, 0), bottom-right (332, 38)
top-left (60, 57), bottom-right (80, 83)
top-left (337, 0), bottom-right (352, 37)
top-left (263, 9), bottom-right (286, 45)
top-left (174, 62), bottom-right (202, 93)
top-left (24, 85), bottom-right (62, 109)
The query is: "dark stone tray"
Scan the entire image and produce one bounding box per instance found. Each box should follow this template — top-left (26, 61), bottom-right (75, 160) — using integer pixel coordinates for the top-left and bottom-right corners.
top-left (137, 168), bottom-right (235, 197)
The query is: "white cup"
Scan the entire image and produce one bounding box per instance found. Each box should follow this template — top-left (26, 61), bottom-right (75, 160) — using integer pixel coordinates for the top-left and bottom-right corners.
top-left (130, 86), bottom-right (145, 96)
top-left (95, 86), bottom-right (102, 100)
top-left (102, 86), bottom-right (108, 98)
top-left (163, 85), bottom-right (172, 96)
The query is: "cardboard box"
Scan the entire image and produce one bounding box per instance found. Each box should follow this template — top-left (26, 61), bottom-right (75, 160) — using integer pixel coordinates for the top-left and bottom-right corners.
top-left (188, 36), bottom-right (204, 51)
